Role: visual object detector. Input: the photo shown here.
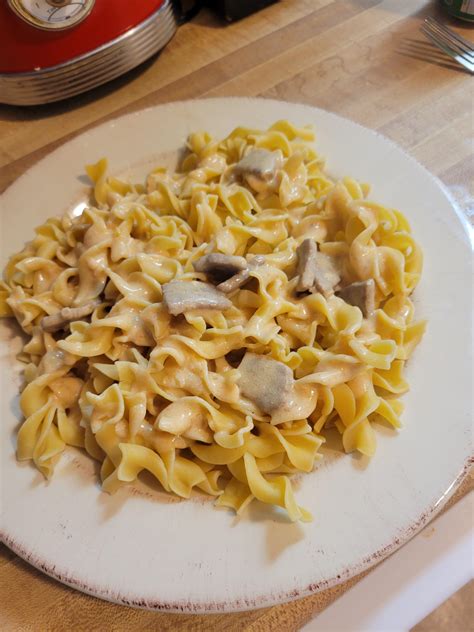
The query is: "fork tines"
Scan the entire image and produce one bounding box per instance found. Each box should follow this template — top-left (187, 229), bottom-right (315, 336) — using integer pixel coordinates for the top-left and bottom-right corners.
top-left (421, 17), bottom-right (474, 73)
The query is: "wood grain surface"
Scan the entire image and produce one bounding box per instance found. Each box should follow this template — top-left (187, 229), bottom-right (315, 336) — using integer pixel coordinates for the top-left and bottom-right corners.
top-left (0, 1), bottom-right (472, 630)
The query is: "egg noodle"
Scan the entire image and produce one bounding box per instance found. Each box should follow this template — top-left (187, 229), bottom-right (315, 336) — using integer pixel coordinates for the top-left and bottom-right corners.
top-left (0, 121), bottom-right (426, 522)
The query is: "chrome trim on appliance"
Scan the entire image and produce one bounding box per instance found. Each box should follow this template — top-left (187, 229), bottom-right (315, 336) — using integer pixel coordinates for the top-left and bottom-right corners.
top-left (0, 0), bottom-right (177, 106)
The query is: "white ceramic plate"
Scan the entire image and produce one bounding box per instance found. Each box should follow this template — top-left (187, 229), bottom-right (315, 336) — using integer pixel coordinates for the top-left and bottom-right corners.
top-left (0, 98), bottom-right (472, 613)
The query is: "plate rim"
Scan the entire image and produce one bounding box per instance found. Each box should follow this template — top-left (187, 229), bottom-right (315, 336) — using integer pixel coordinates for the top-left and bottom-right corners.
top-left (1, 459), bottom-right (472, 613)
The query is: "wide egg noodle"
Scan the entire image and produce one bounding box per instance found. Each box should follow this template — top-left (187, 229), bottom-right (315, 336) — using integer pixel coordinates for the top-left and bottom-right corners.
top-left (1, 121), bottom-right (425, 521)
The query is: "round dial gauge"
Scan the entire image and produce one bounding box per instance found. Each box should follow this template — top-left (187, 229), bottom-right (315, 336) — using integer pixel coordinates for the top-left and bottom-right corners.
top-left (8, 0), bottom-right (95, 30)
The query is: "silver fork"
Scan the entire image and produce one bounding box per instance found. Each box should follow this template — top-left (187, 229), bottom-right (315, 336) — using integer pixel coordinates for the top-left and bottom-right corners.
top-left (421, 17), bottom-right (474, 73)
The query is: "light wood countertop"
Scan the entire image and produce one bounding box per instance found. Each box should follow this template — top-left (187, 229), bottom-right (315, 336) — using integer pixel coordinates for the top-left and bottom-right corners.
top-left (0, 1), bottom-right (472, 630)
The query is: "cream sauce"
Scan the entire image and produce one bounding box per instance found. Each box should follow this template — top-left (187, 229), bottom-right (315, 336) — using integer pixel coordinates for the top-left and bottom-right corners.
top-left (49, 376), bottom-right (83, 409)
top-left (156, 400), bottom-right (213, 443)
top-left (271, 383), bottom-right (318, 424)
top-left (301, 359), bottom-right (363, 388)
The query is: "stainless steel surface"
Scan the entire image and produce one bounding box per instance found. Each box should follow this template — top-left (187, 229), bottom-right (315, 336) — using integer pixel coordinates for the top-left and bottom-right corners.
top-left (421, 17), bottom-right (474, 73)
top-left (1, 1), bottom-right (177, 105)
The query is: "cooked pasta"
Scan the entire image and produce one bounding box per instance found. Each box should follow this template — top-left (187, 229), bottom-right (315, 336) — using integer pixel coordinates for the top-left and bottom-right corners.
top-left (0, 121), bottom-right (426, 522)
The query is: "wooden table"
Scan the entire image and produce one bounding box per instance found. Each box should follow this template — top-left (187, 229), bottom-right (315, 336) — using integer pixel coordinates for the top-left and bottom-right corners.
top-left (0, 1), bottom-right (472, 630)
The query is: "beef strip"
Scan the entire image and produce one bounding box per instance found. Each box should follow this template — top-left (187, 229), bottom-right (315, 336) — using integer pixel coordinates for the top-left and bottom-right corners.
top-left (296, 238), bottom-right (340, 297)
top-left (162, 280), bottom-right (232, 316)
top-left (40, 300), bottom-right (100, 333)
top-left (238, 352), bottom-right (293, 414)
top-left (336, 279), bottom-right (375, 318)
top-left (234, 149), bottom-right (280, 193)
top-left (312, 252), bottom-right (340, 297)
top-left (193, 253), bottom-right (247, 284)
top-left (296, 238), bottom-right (317, 292)
top-left (217, 255), bottom-right (265, 294)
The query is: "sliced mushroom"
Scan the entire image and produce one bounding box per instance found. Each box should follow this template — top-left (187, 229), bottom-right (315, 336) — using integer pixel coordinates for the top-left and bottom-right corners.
top-left (41, 300), bottom-right (100, 333)
top-left (337, 279), bottom-right (375, 318)
top-left (217, 255), bottom-right (265, 294)
top-left (296, 238), bottom-right (340, 297)
top-left (193, 253), bottom-right (247, 284)
top-left (296, 238), bottom-right (317, 292)
top-left (234, 149), bottom-right (281, 193)
top-left (238, 352), bottom-right (293, 414)
top-left (162, 280), bottom-right (232, 316)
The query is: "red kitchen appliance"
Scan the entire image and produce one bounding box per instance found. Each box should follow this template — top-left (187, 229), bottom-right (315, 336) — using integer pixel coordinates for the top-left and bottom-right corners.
top-left (0, 0), bottom-right (278, 106)
top-left (0, 0), bottom-right (179, 105)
